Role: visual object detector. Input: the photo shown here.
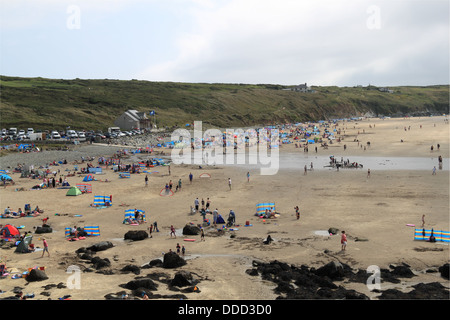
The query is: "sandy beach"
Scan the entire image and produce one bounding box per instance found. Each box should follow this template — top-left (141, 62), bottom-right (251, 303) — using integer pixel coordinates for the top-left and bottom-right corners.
top-left (0, 116), bottom-right (449, 301)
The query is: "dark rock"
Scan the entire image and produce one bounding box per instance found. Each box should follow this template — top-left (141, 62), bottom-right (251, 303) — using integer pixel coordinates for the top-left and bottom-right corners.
top-left (121, 265), bottom-right (141, 275)
top-left (91, 256), bottom-right (111, 269)
top-left (183, 224), bottom-right (201, 236)
top-left (35, 226), bottom-right (52, 234)
top-left (123, 278), bottom-right (158, 291)
top-left (390, 265), bottom-right (415, 278)
top-left (124, 230), bottom-right (148, 241)
top-left (439, 263), bottom-right (449, 279)
top-left (87, 241), bottom-right (114, 252)
top-left (170, 270), bottom-right (194, 287)
top-left (26, 269), bottom-right (49, 282)
top-left (245, 268), bottom-right (259, 276)
top-left (314, 261), bottom-right (345, 280)
top-left (163, 251), bottom-right (186, 269)
top-left (328, 227), bottom-right (339, 235)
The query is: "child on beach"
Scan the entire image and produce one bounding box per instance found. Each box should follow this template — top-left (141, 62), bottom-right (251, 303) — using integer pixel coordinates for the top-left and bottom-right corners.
top-left (170, 225), bottom-right (176, 238)
top-left (341, 231), bottom-right (347, 251)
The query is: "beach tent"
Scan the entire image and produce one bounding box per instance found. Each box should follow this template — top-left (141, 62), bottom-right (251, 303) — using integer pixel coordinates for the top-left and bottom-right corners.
top-left (76, 183), bottom-right (92, 193)
top-left (123, 209), bottom-right (146, 224)
top-left (414, 228), bottom-right (450, 243)
top-left (93, 195), bottom-right (111, 206)
top-left (15, 235), bottom-right (33, 253)
top-left (215, 214), bottom-right (225, 224)
top-left (1, 224), bottom-right (20, 238)
top-left (83, 174), bottom-right (95, 182)
top-left (0, 174), bottom-right (13, 181)
top-left (256, 203), bottom-right (276, 216)
top-left (66, 186), bottom-right (82, 196)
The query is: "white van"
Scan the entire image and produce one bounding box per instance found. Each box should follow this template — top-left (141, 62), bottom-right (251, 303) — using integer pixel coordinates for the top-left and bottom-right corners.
top-left (27, 128), bottom-right (34, 134)
top-left (51, 131), bottom-right (61, 139)
top-left (66, 130), bottom-right (78, 139)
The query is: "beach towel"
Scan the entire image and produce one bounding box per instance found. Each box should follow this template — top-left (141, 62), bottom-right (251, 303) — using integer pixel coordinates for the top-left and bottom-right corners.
top-left (119, 173), bottom-right (131, 178)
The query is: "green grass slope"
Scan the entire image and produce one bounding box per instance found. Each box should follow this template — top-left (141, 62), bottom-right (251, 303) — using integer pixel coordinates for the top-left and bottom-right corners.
top-left (0, 75), bottom-right (448, 131)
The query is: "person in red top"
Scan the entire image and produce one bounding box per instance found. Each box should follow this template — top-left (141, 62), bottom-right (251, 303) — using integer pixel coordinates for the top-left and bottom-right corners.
top-left (341, 231), bottom-right (347, 251)
top-left (41, 238), bottom-right (50, 257)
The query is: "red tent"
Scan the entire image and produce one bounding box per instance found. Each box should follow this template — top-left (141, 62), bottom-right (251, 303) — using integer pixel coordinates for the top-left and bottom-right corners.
top-left (0, 224), bottom-right (20, 238)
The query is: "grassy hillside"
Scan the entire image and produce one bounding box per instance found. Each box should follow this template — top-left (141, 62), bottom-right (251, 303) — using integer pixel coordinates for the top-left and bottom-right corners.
top-left (0, 75), bottom-right (448, 131)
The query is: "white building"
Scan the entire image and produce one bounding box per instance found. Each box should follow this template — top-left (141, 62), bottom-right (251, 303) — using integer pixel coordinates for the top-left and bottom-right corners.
top-left (114, 110), bottom-right (151, 130)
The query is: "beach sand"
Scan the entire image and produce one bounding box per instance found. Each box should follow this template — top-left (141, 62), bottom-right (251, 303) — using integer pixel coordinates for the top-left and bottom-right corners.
top-left (0, 116), bottom-right (448, 300)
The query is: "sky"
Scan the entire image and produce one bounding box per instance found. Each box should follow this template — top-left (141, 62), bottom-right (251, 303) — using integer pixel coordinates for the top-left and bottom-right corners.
top-left (0, 0), bottom-right (449, 87)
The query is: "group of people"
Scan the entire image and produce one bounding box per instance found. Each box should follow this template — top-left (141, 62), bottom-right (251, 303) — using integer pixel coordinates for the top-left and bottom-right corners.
top-left (2, 205), bottom-right (42, 218)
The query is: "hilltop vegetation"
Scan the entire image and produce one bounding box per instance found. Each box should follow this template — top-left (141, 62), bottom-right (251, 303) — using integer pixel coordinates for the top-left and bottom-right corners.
top-left (0, 75), bottom-right (448, 131)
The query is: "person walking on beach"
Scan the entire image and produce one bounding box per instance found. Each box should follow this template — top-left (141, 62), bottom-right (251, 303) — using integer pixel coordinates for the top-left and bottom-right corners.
top-left (153, 221), bottom-right (159, 232)
top-left (432, 166), bottom-right (436, 175)
top-left (41, 238), bottom-right (50, 257)
top-left (194, 198), bottom-right (199, 211)
top-left (170, 225), bottom-right (176, 238)
top-left (421, 215), bottom-right (425, 227)
top-left (148, 224), bottom-right (153, 238)
top-left (189, 172), bottom-right (193, 184)
top-left (367, 169), bottom-right (371, 178)
top-left (295, 206), bottom-right (300, 220)
top-left (247, 172), bottom-right (250, 182)
top-left (341, 231), bottom-right (347, 251)
top-left (201, 228), bottom-right (205, 241)
top-left (145, 175), bottom-right (148, 186)
top-left (228, 178), bottom-right (232, 190)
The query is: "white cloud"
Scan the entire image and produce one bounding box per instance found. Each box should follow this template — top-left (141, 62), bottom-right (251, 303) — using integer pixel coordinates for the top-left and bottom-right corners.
top-left (136, 0), bottom-right (449, 86)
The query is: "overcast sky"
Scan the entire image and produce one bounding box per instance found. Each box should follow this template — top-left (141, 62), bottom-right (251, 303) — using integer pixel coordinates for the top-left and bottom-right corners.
top-left (1, 0), bottom-right (448, 86)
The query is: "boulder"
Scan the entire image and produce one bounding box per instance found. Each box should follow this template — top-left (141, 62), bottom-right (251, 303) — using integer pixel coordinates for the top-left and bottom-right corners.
top-left (87, 241), bottom-right (114, 252)
top-left (124, 230), bottom-right (148, 241)
top-left (163, 251), bottom-right (187, 269)
top-left (439, 263), bottom-right (449, 279)
top-left (91, 256), bottom-right (111, 270)
top-left (121, 265), bottom-right (141, 275)
top-left (35, 226), bottom-right (52, 234)
top-left (328, 227), bottom-right (339, 235)
top-left (314, 261), bottom-right (345, 280)
top-left (170, 270), bottom-right (195, 287)
top-left (26, 269), bottom-right (48, 282)
top-left (182, 224), bottom-right (200, 236)
top-left (123, 278), bottom-right (158, 291)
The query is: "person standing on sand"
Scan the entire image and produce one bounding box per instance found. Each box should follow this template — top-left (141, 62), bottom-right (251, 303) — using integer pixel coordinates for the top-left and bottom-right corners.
top-left (432, 166), bottom-right (436, 175)
top-left (367, 169), bottom-right (371, 178)
top-left (247, 172), bottom-right (250, 182)
top-left (295, 206), bottom-right (300, 220)
top-left (228, 178), bottom-right (232, 190)
top-left (201, 228), bottom-right (205, 241)
top-left (145, 175), bottom-right (148, 186)
top-left (170, 225), bottom-right (176, 238)
top-left (341, 231), bottom-right (347, 251)
top-left (422, 215), bottom-right (425, 227)
top-left (41, 238), bottom-right (50, 257)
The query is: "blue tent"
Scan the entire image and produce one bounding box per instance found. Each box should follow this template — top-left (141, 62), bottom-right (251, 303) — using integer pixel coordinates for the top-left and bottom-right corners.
top-left (0, 174), bottom-right (13, 181)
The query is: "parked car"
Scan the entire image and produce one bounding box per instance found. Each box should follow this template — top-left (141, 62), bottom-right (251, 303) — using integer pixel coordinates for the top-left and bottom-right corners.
top-left (51, 131), bottom-right (61, 139)
top-left (77, 132), bottom-right (86, 138)
top-left (66, 130), bottom-right (78, 139)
